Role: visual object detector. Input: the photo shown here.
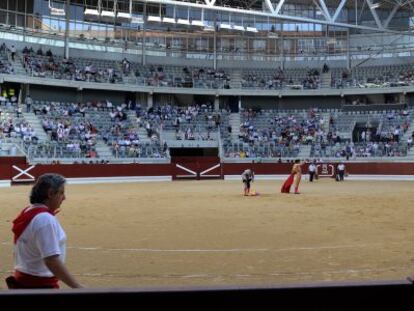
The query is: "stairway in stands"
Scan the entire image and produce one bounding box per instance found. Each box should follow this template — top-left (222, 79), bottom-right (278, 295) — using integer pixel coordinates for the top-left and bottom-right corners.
top-left (94, 141), bottom-right (113, 159)
top-left (22, 112), bottom-right (49, 142)
top-left (228, 113), bottom-right (241, 140)
top-left (229, 69), bottom-right (243, 89)
top-left (320, 72), bottom-right (332, 88)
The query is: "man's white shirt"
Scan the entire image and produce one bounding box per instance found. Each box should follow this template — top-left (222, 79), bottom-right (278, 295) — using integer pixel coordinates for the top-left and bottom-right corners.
top-left (15, 208), bottom-right (66, 277)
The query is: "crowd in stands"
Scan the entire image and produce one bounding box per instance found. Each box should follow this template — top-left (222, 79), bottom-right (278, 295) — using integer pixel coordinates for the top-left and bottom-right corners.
top-left (22, 46), bottom-right (122, 83)
top-left (1, 91), bottom-right (414, 161)
top-left (3, 42), bottom-right (414, 91)
top-left (331, 64), bottom-right (414, 89)
top-left (224, 108), bottom-right (329, 158)
top-left (0, 43), bottom-right (14, 74)
top-left (223, 107), bottom-right (413, 159)
top-left (241, 67), bottom-right (320, 90)
top-left (121, 57), bottom-right (230, 89)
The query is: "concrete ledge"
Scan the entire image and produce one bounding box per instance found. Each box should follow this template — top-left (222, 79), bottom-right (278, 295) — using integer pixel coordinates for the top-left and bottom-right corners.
top-left (225, 175), bottom-right (414, 181)
top-left (66, 176), bottom-right (172, 185)
top-left (225, 175), bottom-right (287, 180)
top-left (0, 180), bottom-right (11, 187)
top-left (346, 175), bottom-right (414, 181)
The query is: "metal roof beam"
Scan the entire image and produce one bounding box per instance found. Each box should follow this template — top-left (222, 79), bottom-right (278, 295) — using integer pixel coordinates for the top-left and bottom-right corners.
top-left (332, 0), bottom-right (347, 22)
top-left (274, 0), bottom-right (285, 15)
top-left (383, 3), bottom-right (400, 29)
top-left (264, 0), bottom-right (275, 14)
top-left (316, 0), bottom-right (332, 22)
top-left (366, 0), bottom-right (384, 30)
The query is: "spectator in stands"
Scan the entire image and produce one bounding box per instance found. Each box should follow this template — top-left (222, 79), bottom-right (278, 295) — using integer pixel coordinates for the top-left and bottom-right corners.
top-left (407, 136), bottom-right (413, 147)
top-left (36, 47), bottom-right (43, 56)
top-left (5, 174), bottom-right (83, 289)
top-left (25, 95), bottom-right (33, 113)
top-left (46, 49), bottom-right (53, 57)
top-left (10, 45), bottom-right (16, 61)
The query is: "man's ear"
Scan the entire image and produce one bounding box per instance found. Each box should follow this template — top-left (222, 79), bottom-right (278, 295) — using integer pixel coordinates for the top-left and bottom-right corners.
top-left (47, 188), bottom-right (55, 199)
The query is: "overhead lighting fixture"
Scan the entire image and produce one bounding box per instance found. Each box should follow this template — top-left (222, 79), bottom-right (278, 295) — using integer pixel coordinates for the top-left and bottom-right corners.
top-left (101, 10), bottom-right (116, 21)
top-left (50, 7), bottom-right (65, 16)
top-left (370, 2), bottom-right (380, 9)
top-left (191, 20), bottom-right (205, 27)
top-left (117, 12), bottom-right (132, 22)
top-left (233, 25), bottom-right (245, 31)
top-left (147, 15), bottom-right (162, 22)
top-left (219, 23), bottom-right (232, 30)
top-left (49, 0), bottom-right (65, 16)
top-left (84, 8), bottom-right (100, 21)
top-left (162, 17), bottom-right (176, 24)
top-left (177, 18), bottom-right (190, 25)
top-left (246, 26), bottom-right (258, 33)
top-left (131, 16), bottom-right (144, 24)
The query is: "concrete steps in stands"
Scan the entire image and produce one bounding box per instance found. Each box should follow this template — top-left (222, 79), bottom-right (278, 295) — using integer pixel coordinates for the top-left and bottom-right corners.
top-left (298, 144), bottom-right (312, 159)
top-left (321, 72), bottom-right (332, 88)
top-left (10, 53), bottom-right (27, 76)
top-left (127, 110), bottom-right (152, 142)
top-left (229, 69), bottom-right (242, 89)
top-left (22, 112), bottom-right (49, 142)
top-left (228, 113), bottom-right (241, 140)
top-left (95, 141), bottom-right (113, 159)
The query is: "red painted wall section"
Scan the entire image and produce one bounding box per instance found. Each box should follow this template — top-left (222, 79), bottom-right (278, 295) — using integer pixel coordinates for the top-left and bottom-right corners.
top-left (2, 164), bottom-right (173, 181)
top-left (0, 157), bottom-right (26, 165)
top-left (222, 163), bottom-right (414, 175)
top-left (222, 163), bottom-right (292, 175)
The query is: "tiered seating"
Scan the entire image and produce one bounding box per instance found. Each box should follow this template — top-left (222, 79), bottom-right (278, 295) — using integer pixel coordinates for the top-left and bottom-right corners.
top-left (223, 108), bottom-right (327, 158)
top-left (241, 68), bottom-right (320, 90)
top-left (331, 64), bottom-right (414, 88)
top-left (30, 100), bottom-right (98, 158)
top-left (22, 48), bottom-right (122, 83)
top-left (0, 44), bottom-right (14, 74)
top-left (121, 61), bottom-right (230, 89)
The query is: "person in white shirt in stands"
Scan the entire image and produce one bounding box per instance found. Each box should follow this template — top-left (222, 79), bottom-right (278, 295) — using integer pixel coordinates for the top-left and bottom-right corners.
top-left (5, 173), bottom-right (83, 289)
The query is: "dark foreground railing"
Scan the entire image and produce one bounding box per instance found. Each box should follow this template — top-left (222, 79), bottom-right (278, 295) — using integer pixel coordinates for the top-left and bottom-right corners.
top-left (1, 280), bottom-right (414, 310)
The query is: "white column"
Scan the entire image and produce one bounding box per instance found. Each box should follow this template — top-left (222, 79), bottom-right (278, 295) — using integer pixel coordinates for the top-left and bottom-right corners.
top-left (147, 93), bottom-right (153, 109)
top-left (214, 96), bottom-right (219, 111)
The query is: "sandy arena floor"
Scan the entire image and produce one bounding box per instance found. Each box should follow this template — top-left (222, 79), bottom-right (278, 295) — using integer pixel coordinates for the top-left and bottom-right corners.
top-left (1, 178), bottom-right (414, 289)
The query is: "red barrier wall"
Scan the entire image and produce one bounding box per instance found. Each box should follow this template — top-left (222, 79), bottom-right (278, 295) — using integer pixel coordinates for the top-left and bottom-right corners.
top-left (0, 157), bottom-right (26, 165)
top-left (2, 161), bottom-right (414, 182)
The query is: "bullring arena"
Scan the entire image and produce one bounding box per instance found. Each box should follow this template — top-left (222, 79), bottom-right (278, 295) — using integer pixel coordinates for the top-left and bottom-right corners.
top-left (2, 178), bottom-right (414, 289)
top-left (4, 0), bottom-right (414, 308)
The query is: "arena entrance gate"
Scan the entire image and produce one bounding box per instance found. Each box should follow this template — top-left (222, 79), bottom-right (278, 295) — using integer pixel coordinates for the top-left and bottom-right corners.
top-left (170, 147), bottom-right (222, 180)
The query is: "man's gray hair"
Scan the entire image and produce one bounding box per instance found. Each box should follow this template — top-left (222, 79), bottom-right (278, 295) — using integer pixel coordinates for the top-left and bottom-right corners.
top-left (30, 173), bottom-right (66, 204)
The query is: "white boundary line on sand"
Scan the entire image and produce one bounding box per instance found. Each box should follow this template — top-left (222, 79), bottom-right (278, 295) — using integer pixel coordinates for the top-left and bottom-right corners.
top-left (224, 175), bottom-right (414, 181)
top-left (66, 176), bottom-right (172, 185)
top-left (2, 174), bottom-right (414, 188)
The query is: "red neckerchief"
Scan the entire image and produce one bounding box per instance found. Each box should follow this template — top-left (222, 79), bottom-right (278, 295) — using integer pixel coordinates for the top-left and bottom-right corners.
top-left (12, 205), bottom-right (54, 244)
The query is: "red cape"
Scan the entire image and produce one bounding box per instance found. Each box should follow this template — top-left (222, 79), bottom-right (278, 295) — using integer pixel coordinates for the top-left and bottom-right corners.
top-left (281, 174), bottom-right (295, 193)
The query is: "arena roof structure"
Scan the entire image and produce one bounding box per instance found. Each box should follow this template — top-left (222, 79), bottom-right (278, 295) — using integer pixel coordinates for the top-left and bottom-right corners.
top-left (62, 0), bottom-right (414, 34)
